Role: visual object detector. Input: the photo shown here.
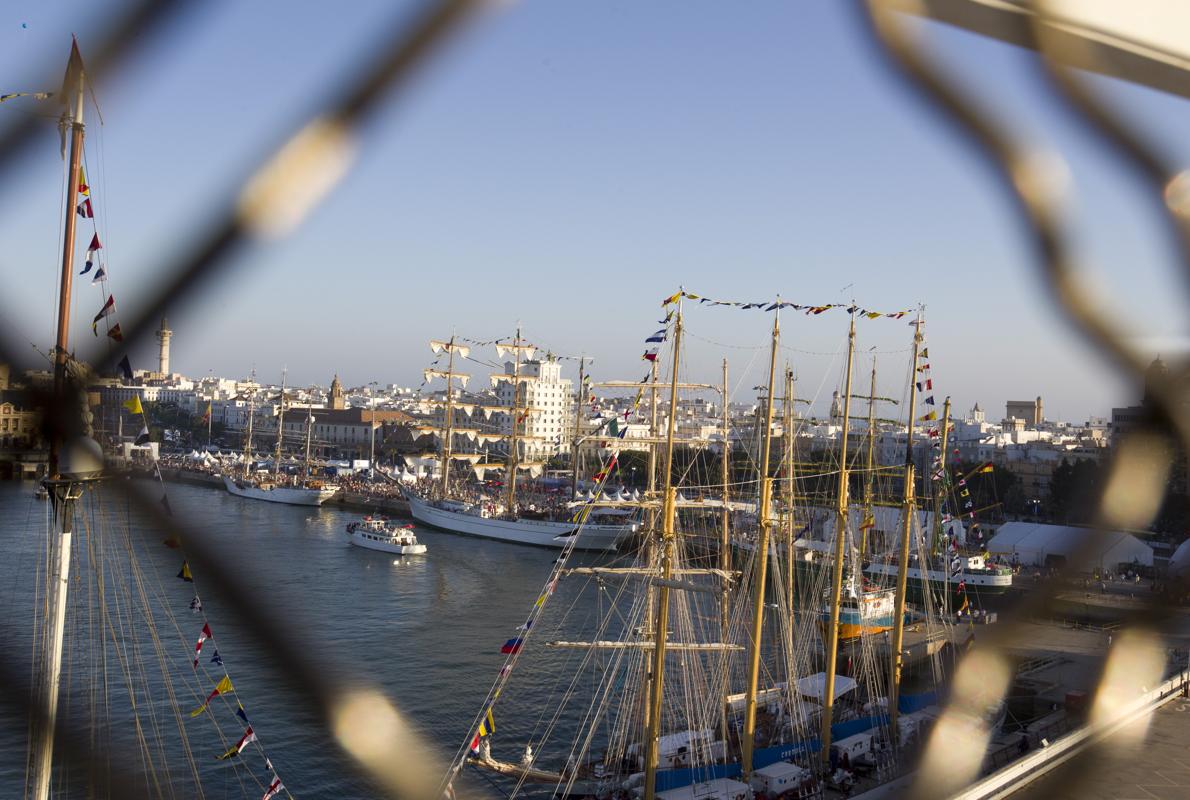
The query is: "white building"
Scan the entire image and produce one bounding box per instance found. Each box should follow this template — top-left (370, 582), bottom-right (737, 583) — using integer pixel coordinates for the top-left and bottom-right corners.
top-left (496, 357), bottom-right (572, 459)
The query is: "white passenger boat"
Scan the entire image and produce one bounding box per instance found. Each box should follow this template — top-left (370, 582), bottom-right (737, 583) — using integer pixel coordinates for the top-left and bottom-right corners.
top-left (347, 517), bottom-right (428, 555)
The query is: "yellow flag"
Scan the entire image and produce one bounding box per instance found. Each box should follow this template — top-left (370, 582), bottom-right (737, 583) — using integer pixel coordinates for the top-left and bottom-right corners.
top-left (478, 707), bottom-right (495, 737)
top-left (123, 395), bottom-right (143, 415)
top-left (661, 291), bottom-right (682, 307)
top-left (190, 676), bottom-right (234, 717)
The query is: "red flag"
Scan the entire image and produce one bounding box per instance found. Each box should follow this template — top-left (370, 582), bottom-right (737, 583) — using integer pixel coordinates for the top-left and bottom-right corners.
top-left (193, 623), bottom-right (212, 668)
top-left (76, 198), bottom-right (93, 218)
top-left (106, 323), bottom-right (124, 342)
top-left (88, 232), bottom-right (102, 252)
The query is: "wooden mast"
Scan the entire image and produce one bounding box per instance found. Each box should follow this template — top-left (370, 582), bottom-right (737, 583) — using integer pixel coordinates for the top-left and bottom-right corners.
top-left (273, 368), bottom-right (286, 475)
top-left (304, 410), bottom-right (314, 476)
top-left (570, 356), bottom-right (586, 499)
top-left (742, 309), bottom-right (781, 779)
top-left (49, 41), bottom-right (85, 475)
top-left (243, 372), bottom-right (256, 479)
top-left (935, 396), bottom-right (953, 615)
top-left (782, 367), bottom-right (796, 653)
top-left (820, 309), bottom-right (858, 767)
top-left (32, 39), bottom-right (86, 800)
top-left (932, 397), bottom-right (953, 559)
top-left (860, 357), bottom-right (878, 557)
top-left (718, 358), bottom-right (731, 747)
top-left (637, 357), bottom-right (661, 752)
top-left (642, 299), bottom-right (683, 800)
top-left (440, 337), bottom-right (458, 497)
top-left (889, 314), bottom-right (924, 741)
top-left (504, 327), bottom-right (524, 514)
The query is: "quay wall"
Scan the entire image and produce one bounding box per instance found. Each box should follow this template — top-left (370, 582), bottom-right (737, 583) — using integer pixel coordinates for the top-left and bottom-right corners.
top-left (157, 467), bottom-right (411, 517)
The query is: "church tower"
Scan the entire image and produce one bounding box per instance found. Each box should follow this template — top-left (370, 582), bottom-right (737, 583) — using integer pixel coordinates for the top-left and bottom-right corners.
top-left (329, 374), bottom-right (346, 410)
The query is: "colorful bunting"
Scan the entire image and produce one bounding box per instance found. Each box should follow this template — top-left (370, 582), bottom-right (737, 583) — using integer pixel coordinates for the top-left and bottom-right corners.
top-left (262, 777), bottom-right (284, 800)
top-left (106, 323), bottom-right (123, 342)
top-left (177, 561), bottom-right (193, 582)
top-left (657, 290), bottom-right (913, 320)
top-left (500, 638), bottom-right (523, 654)
top-left (117, 355), bottom-right (133, 381)
top-left (76, 198), bottom-right (93, 218)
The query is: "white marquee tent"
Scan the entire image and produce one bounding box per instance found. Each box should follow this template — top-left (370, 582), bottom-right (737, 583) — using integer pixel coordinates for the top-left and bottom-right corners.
top-left (986, 522), bottom-right (1153, 570)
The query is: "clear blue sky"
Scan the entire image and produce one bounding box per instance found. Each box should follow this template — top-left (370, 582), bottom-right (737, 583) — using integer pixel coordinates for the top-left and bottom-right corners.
top-left (2, 1), bottom-right (1188, 421)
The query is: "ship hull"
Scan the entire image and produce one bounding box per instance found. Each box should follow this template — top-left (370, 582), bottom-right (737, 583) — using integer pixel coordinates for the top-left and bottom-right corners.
top-left (222, 476), bottom-right (338, 506)
top-left (407, 493), bottom-right (632, 551)
top-left (862, 561), bottom-right (1012, 597)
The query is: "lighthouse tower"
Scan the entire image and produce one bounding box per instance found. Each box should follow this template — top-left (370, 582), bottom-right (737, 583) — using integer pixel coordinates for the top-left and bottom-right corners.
top-left (156, 318), bottom-right (173, 376)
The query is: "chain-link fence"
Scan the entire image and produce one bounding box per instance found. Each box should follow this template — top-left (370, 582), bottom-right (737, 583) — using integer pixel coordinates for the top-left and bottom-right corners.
top-left (3, 2), bottom-right (1189, 798)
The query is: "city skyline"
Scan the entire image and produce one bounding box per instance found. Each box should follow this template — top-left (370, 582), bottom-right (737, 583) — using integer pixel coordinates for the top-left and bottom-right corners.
top-left (3, 2), bottom-right (1188, 423)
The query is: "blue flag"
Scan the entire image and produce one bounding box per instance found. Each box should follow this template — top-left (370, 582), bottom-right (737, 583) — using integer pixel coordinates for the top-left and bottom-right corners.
top-left (210, 649), bottom-right (223, 667)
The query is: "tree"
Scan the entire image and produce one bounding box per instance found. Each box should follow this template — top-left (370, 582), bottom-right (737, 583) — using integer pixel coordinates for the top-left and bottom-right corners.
top-left (1047, 458), bottom-right (1104, 524)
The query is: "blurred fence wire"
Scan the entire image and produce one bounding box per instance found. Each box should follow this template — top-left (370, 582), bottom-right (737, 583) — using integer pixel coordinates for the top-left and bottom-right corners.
top-left (3, 0), bottom-right (1190, 798)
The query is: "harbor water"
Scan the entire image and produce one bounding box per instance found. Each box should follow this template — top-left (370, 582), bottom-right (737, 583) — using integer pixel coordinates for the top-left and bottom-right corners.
top-left (0, 479), bottom-right (574, 798)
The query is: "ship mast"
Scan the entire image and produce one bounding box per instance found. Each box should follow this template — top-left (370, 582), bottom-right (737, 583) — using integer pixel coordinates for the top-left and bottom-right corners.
top-left (820, 309), bottom-right (858, 767)
top-left (570, 356), bottom-right (587, 499)
top-left (889, 314), bottom-right (923, 742)
top-left (31, 39), bottom-right (88, 800)
top-left (782, 366), bottom-right (797, 654)
top-left (932, 397), bottom-right (953, 559)
top-left (642, 300), bottom-right (683, 800)
top-left (304, 411), bottom-right (314, 477)
top-left (504, 327), bottom-right (525, 514)
top-left (273, 368), bottom-right (287, 476)
top-left (243, 374), bottom-right (256, 479)
top-left (440, 337), bottom-right (458, 497)
top-left (718, 358), bottom-right (731, 745)
top-left (742, 308), bottom-right (781, 779)
top-left (860, 357), bottom-right (878, 557)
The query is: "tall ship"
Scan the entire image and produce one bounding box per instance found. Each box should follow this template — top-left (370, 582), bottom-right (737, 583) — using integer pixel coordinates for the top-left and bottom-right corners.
top-left (405, 333), bottom-right (637, 550)
top-left (222, 371), bottom-right (338, 506)
top-left (440, 294), bottom-right (997, 800)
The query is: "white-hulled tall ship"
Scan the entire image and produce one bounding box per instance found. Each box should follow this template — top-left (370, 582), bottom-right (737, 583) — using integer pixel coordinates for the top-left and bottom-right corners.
top-left (405, 333), bottom-right (637, 551)
top-left (222, 371), bottom-right (338, 506)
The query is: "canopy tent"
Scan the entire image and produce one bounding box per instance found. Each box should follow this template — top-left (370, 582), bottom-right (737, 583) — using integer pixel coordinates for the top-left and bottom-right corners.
top-left (986, 522), bottom-right (1153, 569)
top-left (795, 673), bottom-right (857, 703)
